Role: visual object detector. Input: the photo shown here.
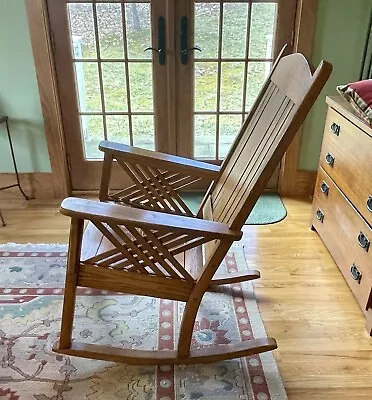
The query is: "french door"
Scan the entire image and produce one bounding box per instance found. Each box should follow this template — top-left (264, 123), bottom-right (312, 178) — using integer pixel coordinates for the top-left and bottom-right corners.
top-left (48, 0), bottom-right (297, 190)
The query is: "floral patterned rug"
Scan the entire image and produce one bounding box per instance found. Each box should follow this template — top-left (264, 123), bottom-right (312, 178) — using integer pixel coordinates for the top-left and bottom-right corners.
top-left (0, 244), bottom-right (287, 400)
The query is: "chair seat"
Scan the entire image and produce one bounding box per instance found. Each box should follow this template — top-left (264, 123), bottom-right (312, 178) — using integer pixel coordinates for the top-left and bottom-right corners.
top-left (79, 221), bottom-right (236, 291)
top-left (80, 221), bottom-right (203, 279)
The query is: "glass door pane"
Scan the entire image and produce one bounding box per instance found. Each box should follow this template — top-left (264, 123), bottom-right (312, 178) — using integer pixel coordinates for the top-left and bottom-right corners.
top-left (67, 1), bottom-right (155, 160)
top-left (49, 0), bottom-right (171, 190)
top-left (193, 1), bottom-right (277, 161)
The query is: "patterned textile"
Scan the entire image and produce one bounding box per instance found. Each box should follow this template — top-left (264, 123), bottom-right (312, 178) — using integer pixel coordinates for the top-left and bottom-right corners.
top-left (0, 244), bottom-right (287, 400)
top-left (337, 80), bottom-right (372, 126)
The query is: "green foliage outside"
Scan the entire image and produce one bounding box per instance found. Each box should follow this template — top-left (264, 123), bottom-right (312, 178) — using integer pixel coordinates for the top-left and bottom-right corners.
top-left (69, 2), bottom-right (276, 159)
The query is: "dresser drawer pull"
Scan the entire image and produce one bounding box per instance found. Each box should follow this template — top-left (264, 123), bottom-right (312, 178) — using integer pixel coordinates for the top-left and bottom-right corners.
top-left (358, 232), bottom-right (370, 252)
top-left (325, 153), bottom-right (335, 167)
top-left (315, 209), bottom-right (324, 223)
top-left (350, 264), bottom-right (362, 284)
top-left (367, 196), bottom-right (372, 213)
top-left (330, 122), bottom-right (340, 136)
top-left (320, 181), bottom-right (329, 195)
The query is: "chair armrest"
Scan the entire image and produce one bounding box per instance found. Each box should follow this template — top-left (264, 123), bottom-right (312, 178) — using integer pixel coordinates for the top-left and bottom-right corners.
top-left (99, 140), bottom-right (220, 180)
top-left (61, 197), bottom-right (242, 241)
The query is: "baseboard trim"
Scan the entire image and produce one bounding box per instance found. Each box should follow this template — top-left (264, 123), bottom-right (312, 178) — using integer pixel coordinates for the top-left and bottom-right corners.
top-left (0, 170), bottom-right (317, 200)
top-left (0, 173), bottom-right (55, 199)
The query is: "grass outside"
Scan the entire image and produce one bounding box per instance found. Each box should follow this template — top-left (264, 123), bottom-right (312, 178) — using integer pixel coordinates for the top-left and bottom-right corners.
top-left (69, 2), bottom-right (276, 159)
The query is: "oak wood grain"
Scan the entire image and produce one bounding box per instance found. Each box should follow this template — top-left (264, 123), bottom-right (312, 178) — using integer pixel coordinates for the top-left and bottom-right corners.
top-left (25, 0), bottom-right (71, 197)
top-left (320, 106), bottom-right (372, 226)
top-left (60, 197), bottom-right (242, 240)
top-left (99, 141), bottom-right (221, 179)
top-left (55, 338), bottom-right (277, 365)
top-left (312, 167), bottom-right (372, 315)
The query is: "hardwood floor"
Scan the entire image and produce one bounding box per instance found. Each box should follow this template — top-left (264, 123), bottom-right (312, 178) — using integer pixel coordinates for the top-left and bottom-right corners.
top-left (0, 196), bottom-right (371, 399)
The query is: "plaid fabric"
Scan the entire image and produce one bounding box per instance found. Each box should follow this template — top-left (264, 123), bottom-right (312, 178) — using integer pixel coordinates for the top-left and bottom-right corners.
top-left (337, 79), bottom-right (372, 126)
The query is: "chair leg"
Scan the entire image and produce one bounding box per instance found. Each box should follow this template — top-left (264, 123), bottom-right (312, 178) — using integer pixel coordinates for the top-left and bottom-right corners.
top-left (178, 243), bottom-right (233, 358)
top-left (177, 294), bottom-right (204, 359)
top-left (366, 314), bottom-right (372, 337)
top-left (99, 153), bottom-right (113, 202)
top-left (58, 218), bottom-right (84, 349)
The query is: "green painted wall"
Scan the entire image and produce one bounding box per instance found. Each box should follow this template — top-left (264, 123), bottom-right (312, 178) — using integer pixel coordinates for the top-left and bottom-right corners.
top-left (299, 0), bottom-right (372, 170)
top-left (0, 1), bottom-right (370, 173)
top-left (0, 0), bottom-right (51, 173)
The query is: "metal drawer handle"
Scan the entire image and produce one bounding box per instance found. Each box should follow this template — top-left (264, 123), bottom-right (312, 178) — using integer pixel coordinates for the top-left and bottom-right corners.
top-left (315, 208), bottom-right (324, 223)
top-left (325, 153), bottom-right (335, 167)
top-left (330, 122), bottom-right (340, 136)
top-left (367, 196), bottom-right (372, 213)
top-left (358, 231), bottom-right (370, 252)
top-left (320, 181), bottom-right (329, 196)
top-left (350, 264), bottom-right (362, 284)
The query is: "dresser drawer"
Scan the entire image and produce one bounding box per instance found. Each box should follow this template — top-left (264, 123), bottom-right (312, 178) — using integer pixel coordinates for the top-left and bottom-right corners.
top-left (319, 107), bottom-right (372, 226)
top-left (312, 168), bottom-right (372, 313)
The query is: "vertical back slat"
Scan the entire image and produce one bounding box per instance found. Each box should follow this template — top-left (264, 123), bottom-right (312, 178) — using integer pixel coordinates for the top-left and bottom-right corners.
top-left (197, 53), bottom-right (332, 254)
top-left (212, 82), bottom-right (278, 206)
top-left (212, 86), bottom-right (287, 221)
top-left (224, 100), bottom-right (295, 226)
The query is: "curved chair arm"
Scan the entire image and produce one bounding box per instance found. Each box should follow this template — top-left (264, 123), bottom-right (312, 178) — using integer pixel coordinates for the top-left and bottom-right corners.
top-left (99, 141), bottom-right (220, 216)
top-left (99, 141), bottom-right (220, 179)
top-left (61, 197), bottom-right (242, 241)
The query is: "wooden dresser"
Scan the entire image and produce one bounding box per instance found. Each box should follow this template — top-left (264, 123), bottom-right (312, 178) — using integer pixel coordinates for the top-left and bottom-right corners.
top-left (311, 96), bottom-right (372, 336)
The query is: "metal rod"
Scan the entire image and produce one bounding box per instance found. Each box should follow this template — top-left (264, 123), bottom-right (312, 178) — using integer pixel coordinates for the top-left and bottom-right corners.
top-left (0, 184), bottom-right (19, 192)
top-left (3, 118), bottom-right (28, 200)
top-left (0, 209), bottom-right (5, 227)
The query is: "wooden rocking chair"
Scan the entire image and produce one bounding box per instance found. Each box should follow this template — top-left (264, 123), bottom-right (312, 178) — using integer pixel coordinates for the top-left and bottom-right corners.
top-left (54, 52), bottom-right (332, 365)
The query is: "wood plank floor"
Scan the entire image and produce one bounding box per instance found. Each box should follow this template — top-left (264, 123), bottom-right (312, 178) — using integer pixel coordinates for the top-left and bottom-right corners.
top-left (0, 196), bottom-right (371, 399)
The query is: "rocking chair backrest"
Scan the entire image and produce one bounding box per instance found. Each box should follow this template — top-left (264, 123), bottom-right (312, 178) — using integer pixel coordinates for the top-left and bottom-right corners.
top-left (200, 53), bottom-right (332, 233)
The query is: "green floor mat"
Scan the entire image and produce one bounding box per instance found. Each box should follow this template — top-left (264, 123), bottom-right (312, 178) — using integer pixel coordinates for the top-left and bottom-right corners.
top-left (181, 192), bottom-right (287, 225)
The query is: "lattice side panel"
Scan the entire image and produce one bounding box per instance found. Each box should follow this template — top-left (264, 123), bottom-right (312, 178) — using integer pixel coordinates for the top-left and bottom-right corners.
top-left (82, 221), bottom-right (211, 281)
top-left (107, 158), bottom-right (202, 216)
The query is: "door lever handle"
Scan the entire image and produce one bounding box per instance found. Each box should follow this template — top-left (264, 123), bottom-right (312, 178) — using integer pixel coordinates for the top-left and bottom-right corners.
top-left (180, 16), bottom-right (202, 64)
top-left (144, 17), bottom-right (165, 65)
top-left (184, 45), bottom-right (202, 54)
top-left (145, 47), bottom-right (163, 53)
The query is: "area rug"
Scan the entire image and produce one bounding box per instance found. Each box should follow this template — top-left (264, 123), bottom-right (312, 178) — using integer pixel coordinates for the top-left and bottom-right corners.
top-left (0, 244), bottom-right (287, 400)
top-left (180, 192), bottom-right (287, 225)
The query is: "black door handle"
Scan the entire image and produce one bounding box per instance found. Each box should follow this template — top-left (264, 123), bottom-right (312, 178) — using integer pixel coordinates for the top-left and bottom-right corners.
top-left (144, 16), bottom-right (165, 65)
top-left (180, 16), bottom-right (202, 65)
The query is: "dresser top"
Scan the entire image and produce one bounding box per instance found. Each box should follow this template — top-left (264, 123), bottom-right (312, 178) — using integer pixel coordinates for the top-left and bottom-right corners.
top-left (326, 96), bottom-right (372, 138)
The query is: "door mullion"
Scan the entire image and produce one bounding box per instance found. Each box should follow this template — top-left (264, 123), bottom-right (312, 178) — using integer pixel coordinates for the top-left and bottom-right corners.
top-left (121, 3), bottom-right (134, 146)
top-left (241, 2), bottom-right (252, 124)
top-left (215, 2), bottom-right (224, 160)
top-left (152, 0), bottom-right (173, 153)
top-left (165, 0), bottom-right (177, 155)
top-left (175, 0), bottom-right (194, 158)
top-left (92, 2), bottom-right (108, 140)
